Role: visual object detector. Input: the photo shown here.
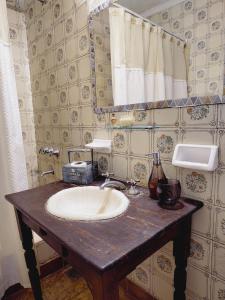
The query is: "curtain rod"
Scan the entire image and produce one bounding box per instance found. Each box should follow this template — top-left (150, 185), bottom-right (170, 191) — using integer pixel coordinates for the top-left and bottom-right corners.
top-left (111, 2), bottom-right (186, 43)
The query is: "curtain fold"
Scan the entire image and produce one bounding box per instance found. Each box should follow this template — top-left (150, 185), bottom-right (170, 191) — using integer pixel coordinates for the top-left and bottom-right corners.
top-left (0, 0), bottom-right (30, 297)
top-left (109, 7), bottom-right (188, 105)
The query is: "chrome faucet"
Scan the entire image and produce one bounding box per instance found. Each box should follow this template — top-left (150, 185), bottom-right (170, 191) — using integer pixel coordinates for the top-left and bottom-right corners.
top-left (100, 172), bottom-right (126, 190)
top-left (102, 172), bottom-right (114, 183)
top-left (127, 179), bottom-right (140, 195)
top-left (40, 170), bottom-right (54, 177)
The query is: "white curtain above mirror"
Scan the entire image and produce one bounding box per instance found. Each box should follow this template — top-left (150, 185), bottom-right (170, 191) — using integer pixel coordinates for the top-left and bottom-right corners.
top-left (109, 7), bottom-right (188, 106)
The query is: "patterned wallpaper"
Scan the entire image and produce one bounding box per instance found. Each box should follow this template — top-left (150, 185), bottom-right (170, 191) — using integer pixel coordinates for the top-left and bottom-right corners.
top-left (7, 7), bottom-right (38, 188)
top-left (22, 0), bottom-right (225, 299)
top-left (150, 0), bottom-right (225, 97)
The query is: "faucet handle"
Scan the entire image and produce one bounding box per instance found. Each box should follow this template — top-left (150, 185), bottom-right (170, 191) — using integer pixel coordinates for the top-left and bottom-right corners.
top-left (102, 172), bottom-right (114, 177)
top-left (101, 172), bottom-right (114, 182)
top-left (39, 147), bottom-right (49, 154)
top-left (127, 179), bottom-right (140, 195)
top-left (127, 179), bottom-right (140, 186)
top-left (48, 148), bottom-right (54, 155)
top-left (52, 149), bottom-right (60, 158)
top-left (43, 147), bottom-right (50, 154)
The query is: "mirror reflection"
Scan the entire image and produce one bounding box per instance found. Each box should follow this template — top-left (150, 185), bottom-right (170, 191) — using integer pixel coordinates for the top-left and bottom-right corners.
top-left (109, 5), bottom-right (188, 106)
top-left (89, 0), bottom-right (224, 109)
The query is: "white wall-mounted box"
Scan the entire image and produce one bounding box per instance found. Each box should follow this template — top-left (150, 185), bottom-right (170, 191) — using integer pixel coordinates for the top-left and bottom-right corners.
top-left (85, 139), bottom-right (112, 153)
top-left (172, 144), bottom-right (218, 171)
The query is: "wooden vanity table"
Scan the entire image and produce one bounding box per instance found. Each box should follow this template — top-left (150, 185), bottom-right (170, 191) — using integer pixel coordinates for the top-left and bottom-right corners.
top-left (6, 181), bottom-right (203, 300)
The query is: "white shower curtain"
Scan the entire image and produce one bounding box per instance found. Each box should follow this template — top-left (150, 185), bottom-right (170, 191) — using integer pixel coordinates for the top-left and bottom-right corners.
top-left (109, 7), bottom-right (188, 105)
top-left (0, 0), bottom-right (30, 297)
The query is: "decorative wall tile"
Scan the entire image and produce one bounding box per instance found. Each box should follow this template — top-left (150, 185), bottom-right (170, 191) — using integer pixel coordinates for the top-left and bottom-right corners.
top-left (152, 250), bottom-right (175, 282)
top-left (213, 206), bottom-right (225, 245)
top-left (80, 105), bottom-right (95, 126)
top-left (76, 2), bottom-right (88, 31)
top-left (82, 128), bottom-right (93, 145)
top-left (186, 265), bottom-right (211, 300)
top-left (218, 130), bottom-right (225, 168)
top-left (68, 85), bottom-right (80, 106)
top-left (97, 154), bottom-right (111, 173)
top-left (157, 242), bottom-right (173, 257)
top-left (129, 157), bottom-right (150, 186)
top-left (181, 128), bottom-right (217, 145)
top-left (78, 28), bottom-right (89, 57)
top-left (59, 88), bottom-right (68, 107)
top-left (80, 81), bottom-right (92, 104)
top-left (215, 169), bottom-right (225, 208)
top-left (152, 273), bottom-right (174, 300)
top-left (133, 110), bottom-right (153, 125)
top-left (69, 106), bottom-right (80, 126)
top-left (192, 204), bottom-right (213, 239)
top-left (212, 242), bottom-right (225, 280)
top-left (189, 233), bottom-right (212, 273)
top-left (60, 108), bottom-right (70, 127)
top-left (94, 112), bottom-right (107, 127)
top-left (211, 276), bottom-right (225, 300)
top-left (153, 129), bottom-right (180, 161)
top-left (112, 155), bottom-right (128, 180)
top-left (218, 104), bottom-right (225, 128)
top-left (65, 36), bottom-right (78, 61)
top-left (181, 105), bottom-right (217, 128)
top-left (153, 108), bottom-right (180, 127)
top-left (78, 55), bottom-right (91, 81)
top-left (131, 265), bottom-right (152, 294)
top-left (68, 61), bottom-right (78, 83)
top-left (181, 169), bottom-right (214, 203)
top-left (112, 130), bottom-right (128, 154)
top-left (94, 128), bottom-right (110, 140)
top-left (129, 130), bottom-right (151, 157)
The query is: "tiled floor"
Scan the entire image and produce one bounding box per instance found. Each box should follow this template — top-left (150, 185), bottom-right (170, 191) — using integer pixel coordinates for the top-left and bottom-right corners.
top-left (8, 268), bottom-right (129, 300)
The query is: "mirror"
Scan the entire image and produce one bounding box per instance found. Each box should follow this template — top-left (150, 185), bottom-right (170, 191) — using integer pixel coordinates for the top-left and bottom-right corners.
top-left (89, 0), bottom-right (225, 113)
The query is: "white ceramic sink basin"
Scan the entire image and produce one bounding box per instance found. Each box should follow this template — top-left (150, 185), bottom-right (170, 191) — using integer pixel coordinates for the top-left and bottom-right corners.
top-left (46, 186), bottom-right (129, 221)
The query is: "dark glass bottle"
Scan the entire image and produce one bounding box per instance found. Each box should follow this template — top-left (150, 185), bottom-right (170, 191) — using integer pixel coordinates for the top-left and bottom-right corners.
top-left (148, 152), bottom-right (167, 200)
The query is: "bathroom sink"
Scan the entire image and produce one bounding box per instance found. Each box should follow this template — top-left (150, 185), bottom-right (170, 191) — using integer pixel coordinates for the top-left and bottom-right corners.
top-left (46, 186), bottom-right (129, 221)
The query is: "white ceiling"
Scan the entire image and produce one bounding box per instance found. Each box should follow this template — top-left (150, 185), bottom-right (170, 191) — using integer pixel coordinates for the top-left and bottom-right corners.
top-left (116, 0), bottom-right (185, 16)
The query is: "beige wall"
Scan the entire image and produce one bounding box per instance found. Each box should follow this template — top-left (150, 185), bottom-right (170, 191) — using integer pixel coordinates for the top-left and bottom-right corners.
top-left (24, 0), bottom-right (225, 299)
top-left (7, 7), bottom-right (38, 188)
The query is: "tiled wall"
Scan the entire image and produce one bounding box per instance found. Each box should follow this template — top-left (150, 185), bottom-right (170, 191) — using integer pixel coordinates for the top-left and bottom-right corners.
top-left (150, 0), bottom-right (225, 97)
top-left (92, 8), bottom-right (113, 107)
top-left (24, 0), bottom-right (225, 299)
top-left (7, 7), bottom-right (38, 188)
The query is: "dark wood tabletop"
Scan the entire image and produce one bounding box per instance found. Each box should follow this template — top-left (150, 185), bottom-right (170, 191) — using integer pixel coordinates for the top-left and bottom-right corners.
top-left (6, 180), bottom-right (202, 274)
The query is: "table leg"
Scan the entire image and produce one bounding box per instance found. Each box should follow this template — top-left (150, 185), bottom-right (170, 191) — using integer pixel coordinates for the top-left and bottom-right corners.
top-left (173, 217), bottom-right (192, 300)
top-left (89, 278), bottom-right (120, 300)
top-left (17, 210), bottom-right (43, 300)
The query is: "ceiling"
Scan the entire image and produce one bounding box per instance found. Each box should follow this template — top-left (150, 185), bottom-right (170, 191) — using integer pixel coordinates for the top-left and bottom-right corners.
top-left (116, 0), bottom-right (185, 16)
